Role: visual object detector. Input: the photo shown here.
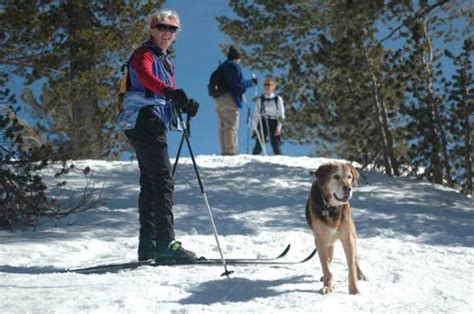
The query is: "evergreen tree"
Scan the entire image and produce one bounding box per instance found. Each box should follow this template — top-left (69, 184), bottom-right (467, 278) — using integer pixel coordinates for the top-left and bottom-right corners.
top-left (396, 2), bottom-right (456, 185)
top-left (217, 0), bottom-right (401, 174)
top-left (446, 39), bottom-right (473, 194)
top-left (0, 1), bottom-right (164, 159)
top-left (218, 0), bottom-right (472, 193)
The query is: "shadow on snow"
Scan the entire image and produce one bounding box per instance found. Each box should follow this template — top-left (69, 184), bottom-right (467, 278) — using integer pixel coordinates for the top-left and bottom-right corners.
top-left (179, 275), bottom-right (314, 305)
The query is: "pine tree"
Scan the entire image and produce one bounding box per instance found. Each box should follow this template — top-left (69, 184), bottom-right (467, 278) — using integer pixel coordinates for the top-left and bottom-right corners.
top-left (218, 0), bottom-right (401, 174)
top-left (396, 1), bottom-right (457, 185)
top-left (218, 0), bottom-right (474, 193)
top-left (446, 39), bottom-right (473, 194)
top-left (0, 1), bottom-right (164, 159)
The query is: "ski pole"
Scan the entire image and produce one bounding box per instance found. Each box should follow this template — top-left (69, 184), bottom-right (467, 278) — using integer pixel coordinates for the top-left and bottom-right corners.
top-left (252, 74), bottom-right (267, 156)
top-left (172, 114), bottom-right (195, 176)
top-left (172, 121), bottom-right (186, 176)
top-left (246, 104), bottom-right (250, 154)
top-left (264, 116), bottom-right (271, 155)
top-left (247, 105), bottom-right (266, 156)
top-left (175, 112), bottom-right (233, 279)
top-left (254, 117), bottom-right (266, 156)
top-left (257, 114), bottom-right (267, 156)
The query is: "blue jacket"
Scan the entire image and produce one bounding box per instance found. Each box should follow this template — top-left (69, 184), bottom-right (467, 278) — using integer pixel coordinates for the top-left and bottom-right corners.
top-left (221, 59), bottom-right (255, 108)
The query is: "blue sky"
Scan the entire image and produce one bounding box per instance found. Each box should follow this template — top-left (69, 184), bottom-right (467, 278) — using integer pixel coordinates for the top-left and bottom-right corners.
top-left (164, 0), bottom-right (314, 158)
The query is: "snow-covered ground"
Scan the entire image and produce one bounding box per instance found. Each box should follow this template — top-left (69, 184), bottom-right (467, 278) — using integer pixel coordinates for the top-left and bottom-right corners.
top-left (1, 155), bottom-right (473, 313)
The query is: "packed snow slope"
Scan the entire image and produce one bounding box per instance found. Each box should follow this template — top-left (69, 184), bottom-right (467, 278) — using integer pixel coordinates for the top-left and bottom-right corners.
top-left (1, 155), bottom-right (473, 314)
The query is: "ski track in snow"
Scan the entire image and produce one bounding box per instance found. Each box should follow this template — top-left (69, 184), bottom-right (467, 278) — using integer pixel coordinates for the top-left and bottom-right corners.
top-left (1, 156), bottom-right (473, 313)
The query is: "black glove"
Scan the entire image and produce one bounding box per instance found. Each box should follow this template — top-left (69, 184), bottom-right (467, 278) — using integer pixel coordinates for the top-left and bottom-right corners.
top-left (251, 131), bottom-right (257, 139)
top-left (182, 99), bottom-right (200, 117)
top-left (163, 88), bottom-right (189, 110)
top-left (251, 77), bottom-right (258, 86)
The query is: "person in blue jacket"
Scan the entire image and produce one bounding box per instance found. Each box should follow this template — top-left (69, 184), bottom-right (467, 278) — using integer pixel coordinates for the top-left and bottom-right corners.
top-left (214, 46), bottom-right (257, 155)
top-left (118, 9), bottom-right (199, 262)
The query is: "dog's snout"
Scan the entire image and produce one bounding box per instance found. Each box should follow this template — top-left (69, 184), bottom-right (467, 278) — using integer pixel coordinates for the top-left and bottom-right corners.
top-left (343, 186), bottom-right (351, 193)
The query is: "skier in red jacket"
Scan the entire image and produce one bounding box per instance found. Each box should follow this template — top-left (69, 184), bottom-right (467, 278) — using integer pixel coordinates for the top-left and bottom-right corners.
top-left (119, 9), bottom-right (199, 262)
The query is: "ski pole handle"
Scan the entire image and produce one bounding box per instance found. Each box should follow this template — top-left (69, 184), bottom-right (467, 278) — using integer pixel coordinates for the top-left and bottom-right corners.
top-left (252, 74), bottom-right (258, 96)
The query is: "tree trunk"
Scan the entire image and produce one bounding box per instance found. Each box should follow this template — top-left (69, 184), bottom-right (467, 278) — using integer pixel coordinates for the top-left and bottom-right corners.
top-left (461, 86), bottom-right (472, 194)
top-left (362, 44), bottom-right (399, 176)
top-left (420, 19), bottom-right (452, 185)
top-left (458, 55), bottom-right (473, 194)
top-left (379, 93), bottom-right (400, 176)
top-left (67, 1), bottom-right (102, 159)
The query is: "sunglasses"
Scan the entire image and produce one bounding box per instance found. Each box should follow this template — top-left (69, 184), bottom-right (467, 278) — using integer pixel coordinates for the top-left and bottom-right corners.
top-left (264, 83), bottom-right (274, 87)
top-left (153, 24), bottom-right (179, 33)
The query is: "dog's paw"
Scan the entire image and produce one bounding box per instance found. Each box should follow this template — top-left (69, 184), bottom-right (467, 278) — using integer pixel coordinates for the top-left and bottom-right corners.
top-left (349, 287), bottom-right (361, 295)
top-left (358, 272), bottom-right (368, 281)
top-left (319, 286), bottom-right (333, 295)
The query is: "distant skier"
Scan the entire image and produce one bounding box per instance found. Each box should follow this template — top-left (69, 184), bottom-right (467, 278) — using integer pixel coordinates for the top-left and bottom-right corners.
top-left (213, 45), bottom-right (258, 156)
top-left (252, 77), bottom-right (285, 155)
top-left (118, 9), bottom-right (200, 262)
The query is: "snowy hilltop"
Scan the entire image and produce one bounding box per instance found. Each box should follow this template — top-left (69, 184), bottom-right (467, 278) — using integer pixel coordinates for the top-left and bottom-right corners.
top-left (0, 155), bottom-right (473, 313)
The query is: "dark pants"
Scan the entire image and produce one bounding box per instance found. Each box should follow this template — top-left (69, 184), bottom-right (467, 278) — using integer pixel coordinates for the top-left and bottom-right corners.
top-left (125, 106), bottom-right (175, 243)
top-left (252, 118), bottom-right (282, 155)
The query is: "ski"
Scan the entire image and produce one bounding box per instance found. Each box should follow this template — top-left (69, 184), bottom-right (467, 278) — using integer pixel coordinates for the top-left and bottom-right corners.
top-left (67, 244), bottom-right (294, 274)
top-left (138, 248), bottom-right (316, 267)
top-left (225, 243), bottom-right (291, 262)
top-left (69, 248), bottom-right (316, 274)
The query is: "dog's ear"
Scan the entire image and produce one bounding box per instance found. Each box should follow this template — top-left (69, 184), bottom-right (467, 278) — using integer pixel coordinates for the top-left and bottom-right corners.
top-left (348, 163), bottom-right (360, 186)
top-left (315, 164), bottom-right (333, 186)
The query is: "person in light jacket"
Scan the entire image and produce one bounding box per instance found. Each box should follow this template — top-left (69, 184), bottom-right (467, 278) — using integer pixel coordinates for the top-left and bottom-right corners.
top-left (252, 77), bottom-right (285, 155)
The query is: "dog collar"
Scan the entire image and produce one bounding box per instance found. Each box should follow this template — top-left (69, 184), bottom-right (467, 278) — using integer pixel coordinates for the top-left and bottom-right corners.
top-left (322, 205), bottom-right (342, 217)
top-left (315, 179), bottom-right (342, 217)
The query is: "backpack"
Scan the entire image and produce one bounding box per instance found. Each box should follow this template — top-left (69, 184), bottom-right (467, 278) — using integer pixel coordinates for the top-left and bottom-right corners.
top-left (259, 95), bottom-right (279, 114)
top-left (117, 61), bottom-right (130, 114)
top-left (207, 62), bottom-right (227, 98)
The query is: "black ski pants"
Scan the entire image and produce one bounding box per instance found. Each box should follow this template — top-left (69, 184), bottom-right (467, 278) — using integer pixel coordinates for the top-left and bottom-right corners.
top-left (252, 118), bottom-right (282, 155)
top-left (125, 106), bottom-right (175, 243)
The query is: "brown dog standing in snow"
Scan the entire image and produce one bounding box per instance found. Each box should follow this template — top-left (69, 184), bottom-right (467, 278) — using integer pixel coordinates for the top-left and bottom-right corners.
top-left (306, 162), bottom-right (367, 294)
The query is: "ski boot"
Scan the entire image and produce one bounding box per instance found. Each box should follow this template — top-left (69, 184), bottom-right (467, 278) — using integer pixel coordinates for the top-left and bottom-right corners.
top-left (155, 240), bottom-right (197, 261)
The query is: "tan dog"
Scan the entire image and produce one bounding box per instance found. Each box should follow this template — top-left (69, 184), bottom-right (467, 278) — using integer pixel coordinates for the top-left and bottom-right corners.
top-left (305, 162), bottom-right (367, 294)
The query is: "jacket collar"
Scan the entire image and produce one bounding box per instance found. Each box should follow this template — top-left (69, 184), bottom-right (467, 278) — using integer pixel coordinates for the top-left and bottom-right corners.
top-left (142, 39), bottom-right (173, 58)
top-left (263, 92), bottom-right (276, 98)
